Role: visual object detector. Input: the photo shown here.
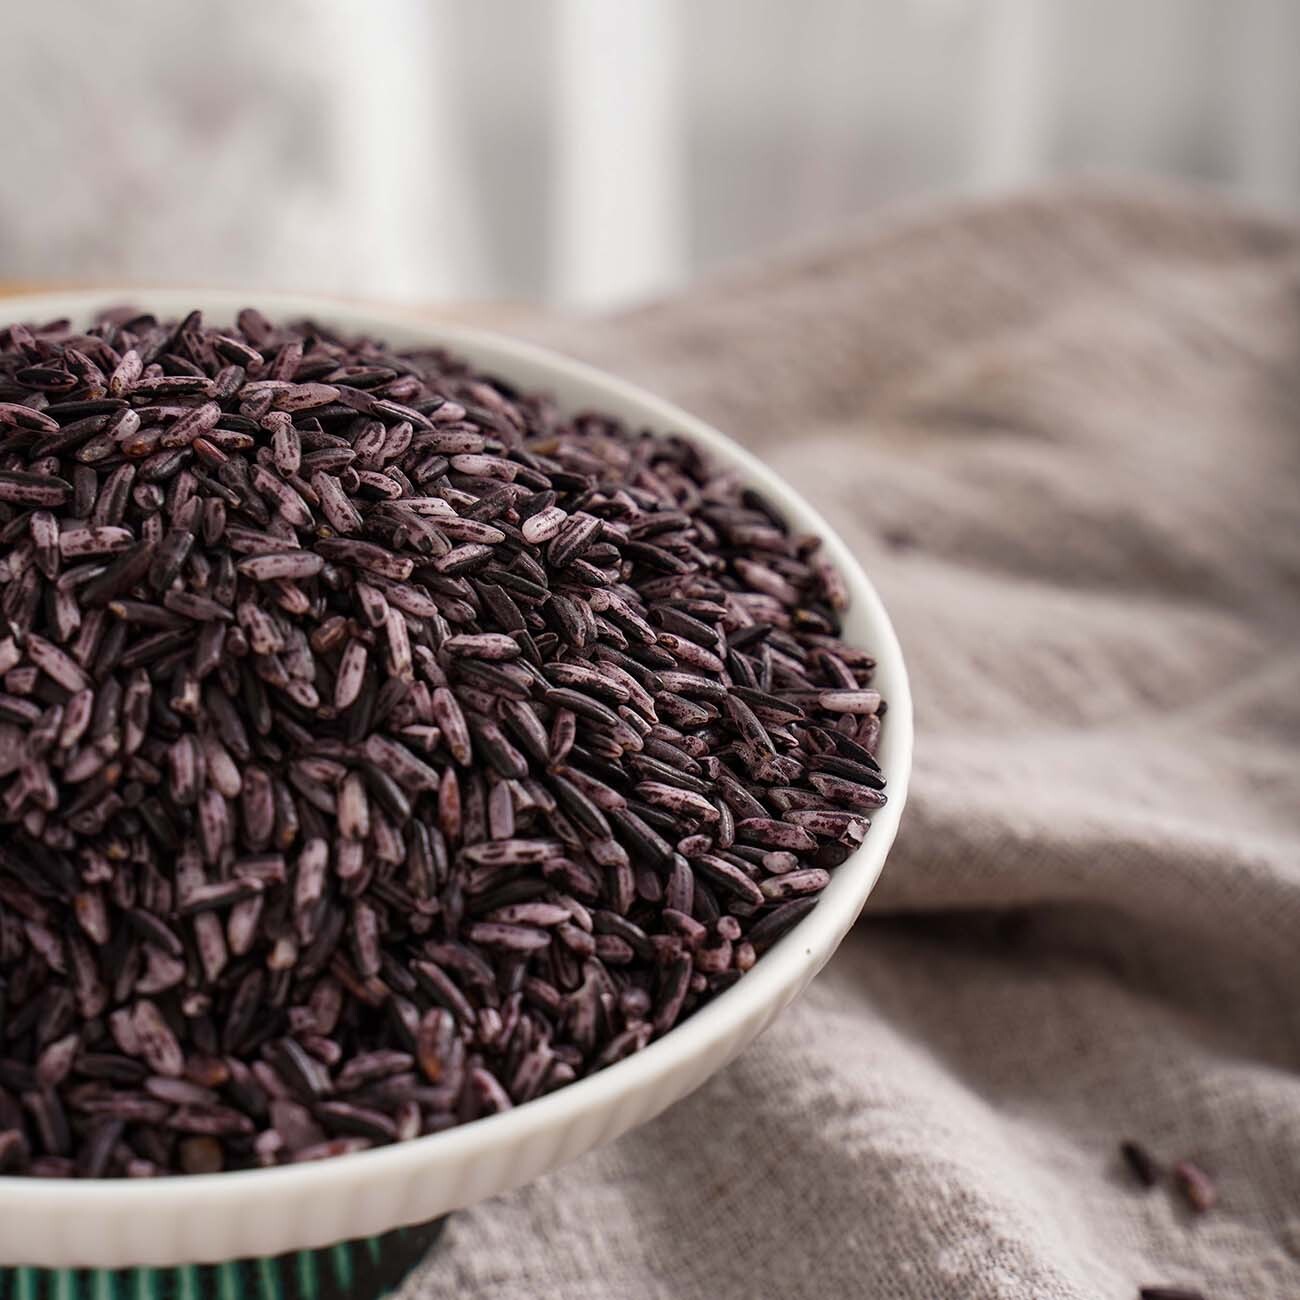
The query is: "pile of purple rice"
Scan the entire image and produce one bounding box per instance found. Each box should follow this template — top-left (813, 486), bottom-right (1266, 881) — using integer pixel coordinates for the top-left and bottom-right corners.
top-left (0, 307), bottom-right (886, 1178)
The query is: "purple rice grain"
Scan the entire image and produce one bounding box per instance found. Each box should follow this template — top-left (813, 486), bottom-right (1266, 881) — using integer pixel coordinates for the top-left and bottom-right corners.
top-left (0, 306), bottom-right (885, 1177)
top-left (1172, 1159), bottom-right (1217, 1214)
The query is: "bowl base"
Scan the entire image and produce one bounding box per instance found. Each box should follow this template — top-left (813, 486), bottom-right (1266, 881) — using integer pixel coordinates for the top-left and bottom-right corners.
top-left (0, 1217), bottom-right (447, 1300)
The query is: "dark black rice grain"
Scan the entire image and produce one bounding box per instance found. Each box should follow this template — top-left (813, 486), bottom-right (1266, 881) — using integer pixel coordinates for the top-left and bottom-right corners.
top-left (0, 307), bottom-right (886, 1177)
top-left (1119, 1138), bottom-right (1160, 1189)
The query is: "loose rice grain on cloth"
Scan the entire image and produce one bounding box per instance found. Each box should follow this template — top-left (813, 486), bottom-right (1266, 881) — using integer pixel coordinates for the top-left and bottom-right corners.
top-left (410, 186), bottom-right (1300, 1300)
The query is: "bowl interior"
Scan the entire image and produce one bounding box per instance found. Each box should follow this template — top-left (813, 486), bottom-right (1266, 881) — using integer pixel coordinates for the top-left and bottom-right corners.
top-left (0, 290), bottom-right (912, 1263)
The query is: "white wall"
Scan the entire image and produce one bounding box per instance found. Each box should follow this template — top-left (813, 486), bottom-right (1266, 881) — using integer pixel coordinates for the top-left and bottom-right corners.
top-left (0, 0), bottom-right (1294, 310)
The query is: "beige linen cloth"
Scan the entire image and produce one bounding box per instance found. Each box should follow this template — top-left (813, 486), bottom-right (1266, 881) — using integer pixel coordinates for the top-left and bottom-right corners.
top-left (412, 187), bottom-right (1300, 1299)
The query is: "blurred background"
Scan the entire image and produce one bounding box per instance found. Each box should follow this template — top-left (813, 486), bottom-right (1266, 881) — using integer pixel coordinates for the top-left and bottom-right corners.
top-left (1, 0), bottom-right (1295, 311)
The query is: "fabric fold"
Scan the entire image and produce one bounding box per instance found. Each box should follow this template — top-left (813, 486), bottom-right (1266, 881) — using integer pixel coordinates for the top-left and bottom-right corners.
top-left (417, 185), bottom-right (1300, 1300)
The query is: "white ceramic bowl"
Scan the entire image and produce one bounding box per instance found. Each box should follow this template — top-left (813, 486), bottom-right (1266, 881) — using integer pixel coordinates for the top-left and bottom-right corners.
top-left (0, 291), bottom-right (912, 1270)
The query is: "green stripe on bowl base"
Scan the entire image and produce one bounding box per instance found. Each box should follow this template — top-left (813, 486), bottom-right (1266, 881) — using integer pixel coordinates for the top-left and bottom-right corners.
top-left (0, 1215), bottom-right (447, 1300)
top-left (255, 1258), bottom-right (279, 1300)
top-left (293, 1248), bottom-right (317, 1300)
top-left (327, 1246), bottom-right (350, 1295)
